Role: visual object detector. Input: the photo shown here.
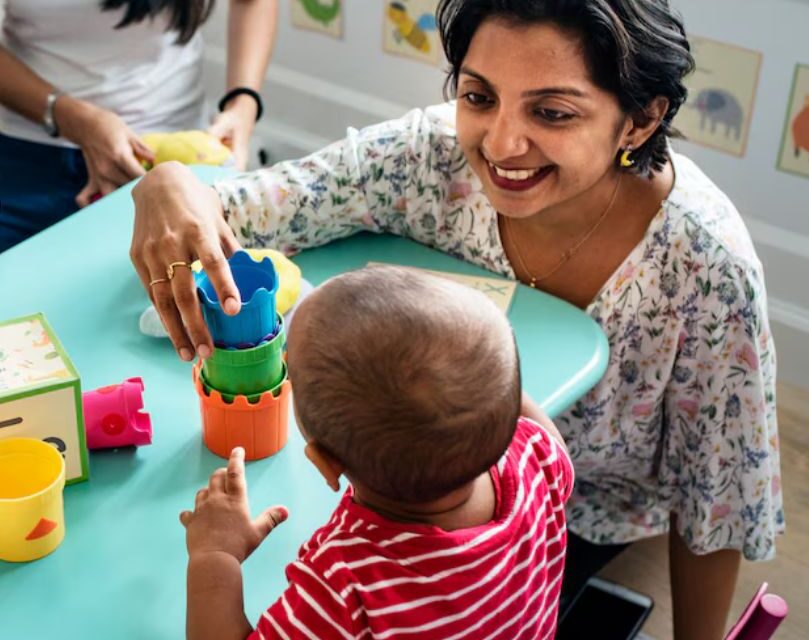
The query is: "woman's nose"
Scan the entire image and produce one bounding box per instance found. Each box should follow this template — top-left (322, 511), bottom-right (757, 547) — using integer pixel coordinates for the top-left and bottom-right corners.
top-left (483, 109), bottom-right (531, 161)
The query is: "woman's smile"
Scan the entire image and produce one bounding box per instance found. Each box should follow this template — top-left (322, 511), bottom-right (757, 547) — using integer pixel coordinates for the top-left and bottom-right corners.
top-left (485, 158), bottom-right (556, 192)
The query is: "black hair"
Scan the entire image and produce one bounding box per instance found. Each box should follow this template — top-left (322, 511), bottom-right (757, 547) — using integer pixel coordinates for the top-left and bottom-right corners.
top-left (101, 0), bottom-right (215, 45)
top-left (437, 0), bottom-right (695, 175)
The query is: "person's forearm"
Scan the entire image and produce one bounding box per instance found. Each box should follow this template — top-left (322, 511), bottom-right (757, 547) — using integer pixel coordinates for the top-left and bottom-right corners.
top-left (187, 552), bottom-right (253, 640)
top-left (669, 513), bottom-right (741, 640)
top-left (0, 44), bottom-right (55, 124)
top-left (223, 0), bottom-right (277, 118)
top-left (0, 45), bottom-right (100, 145)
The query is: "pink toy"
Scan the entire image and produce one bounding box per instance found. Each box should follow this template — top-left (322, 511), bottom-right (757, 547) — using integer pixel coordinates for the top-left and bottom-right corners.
top-left (725, 582), bottom-right (787, 640)
top-left (81, 377), bottom-right (152, 450)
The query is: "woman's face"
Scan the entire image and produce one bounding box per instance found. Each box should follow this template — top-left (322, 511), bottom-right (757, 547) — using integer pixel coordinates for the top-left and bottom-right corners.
top-left (455, 19), bottom-right (630, 218)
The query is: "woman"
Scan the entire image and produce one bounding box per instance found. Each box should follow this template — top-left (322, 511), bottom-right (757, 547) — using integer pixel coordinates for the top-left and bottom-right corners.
top-left (129, 1), bottom-right (783, 638)
top-left (0, 0), bottom-right (277, 252)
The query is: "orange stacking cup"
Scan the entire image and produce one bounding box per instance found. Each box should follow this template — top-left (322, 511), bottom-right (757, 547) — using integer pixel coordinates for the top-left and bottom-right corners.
top-left (192, 361), bottom-right (290, 460)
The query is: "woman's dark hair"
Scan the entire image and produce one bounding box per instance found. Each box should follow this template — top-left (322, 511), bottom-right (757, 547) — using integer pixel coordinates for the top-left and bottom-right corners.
top-left (437, 0), bottom-right (695, 175)
top-left (101, 0), bottom-right (215, 45)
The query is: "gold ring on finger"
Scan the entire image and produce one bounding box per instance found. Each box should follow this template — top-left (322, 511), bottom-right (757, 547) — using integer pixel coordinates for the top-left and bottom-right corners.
top-left (148, 277), bottom-right (170, 288)
top-left (166, 261), bottom-right (192, 280)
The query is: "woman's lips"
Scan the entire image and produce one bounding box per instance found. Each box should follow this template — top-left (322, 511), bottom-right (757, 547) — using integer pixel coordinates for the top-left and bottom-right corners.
top-left (486, 161), bottom-right (555, 192)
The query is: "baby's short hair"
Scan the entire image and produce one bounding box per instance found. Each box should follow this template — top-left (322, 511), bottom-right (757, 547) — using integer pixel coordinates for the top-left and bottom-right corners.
top-left (287, 265), bottom-right (521, 503)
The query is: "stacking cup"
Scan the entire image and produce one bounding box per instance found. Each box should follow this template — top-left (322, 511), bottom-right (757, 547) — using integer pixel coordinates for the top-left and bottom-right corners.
top-left (195, 250), bottom-right (279, 348)
top-left (192, 362), bottom-right (290, 460)
top-left (199, 362), bottom-right (287, 405)
top-left (201, 314), bottom-right (285, 395)
top-left (0, 438), bottom-right (66, 562)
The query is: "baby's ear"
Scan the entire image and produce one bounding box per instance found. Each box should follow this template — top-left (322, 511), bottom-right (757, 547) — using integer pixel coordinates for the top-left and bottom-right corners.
top-left (304, 442), bottom-right (344, 492)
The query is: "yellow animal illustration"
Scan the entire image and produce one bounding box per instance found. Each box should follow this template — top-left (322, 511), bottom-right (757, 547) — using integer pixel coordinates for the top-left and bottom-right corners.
top-left (387, 2), bottom-right (437, 54)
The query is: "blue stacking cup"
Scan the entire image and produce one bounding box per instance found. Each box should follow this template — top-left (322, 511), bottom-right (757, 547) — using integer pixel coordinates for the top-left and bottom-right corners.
top-left (195, 250), bottom-right (279, 348)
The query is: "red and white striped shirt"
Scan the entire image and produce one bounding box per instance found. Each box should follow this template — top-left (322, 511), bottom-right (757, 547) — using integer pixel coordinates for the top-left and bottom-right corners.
top-left (250, 417), bottom-right (574, 640)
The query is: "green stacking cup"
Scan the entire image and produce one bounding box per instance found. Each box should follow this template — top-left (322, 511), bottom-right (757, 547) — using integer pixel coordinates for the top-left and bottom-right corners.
top-left (200, 362), bottom-right (288, 405)
top-left (202, 314), bottom-right (285, 395)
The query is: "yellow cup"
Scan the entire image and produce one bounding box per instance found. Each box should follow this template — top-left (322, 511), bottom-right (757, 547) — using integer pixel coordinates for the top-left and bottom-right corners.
top-left (0, 438), bottom-right (66, 562)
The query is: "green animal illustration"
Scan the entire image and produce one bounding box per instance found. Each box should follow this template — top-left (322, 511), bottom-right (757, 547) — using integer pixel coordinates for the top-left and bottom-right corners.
top-left (299, 0), bottom-right (341, 26)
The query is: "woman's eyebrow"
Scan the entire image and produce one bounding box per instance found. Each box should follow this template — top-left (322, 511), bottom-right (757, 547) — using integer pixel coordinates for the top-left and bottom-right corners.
top-left (459, 67), bottom-right (495, 89)
top-left (459, 66), bottom-right (588, 99)
top-left (523, 87), bottom-right (589, 98)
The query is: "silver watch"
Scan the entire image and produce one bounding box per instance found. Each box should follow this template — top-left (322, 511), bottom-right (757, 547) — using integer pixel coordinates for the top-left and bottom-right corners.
top-left (43, 90), bottom-right (63, 138)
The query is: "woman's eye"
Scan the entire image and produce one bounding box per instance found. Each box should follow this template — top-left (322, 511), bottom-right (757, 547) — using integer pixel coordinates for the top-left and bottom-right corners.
top-left (536, 108), bottom-right (574, 122)
top-left (461, 92), bottom-right (492, 107)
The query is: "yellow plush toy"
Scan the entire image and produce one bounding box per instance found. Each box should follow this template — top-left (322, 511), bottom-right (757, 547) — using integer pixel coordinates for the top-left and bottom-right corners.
top-left (140, 130), bottom-right (234, 169)
top-left (191, 248), bottom-right (302, 315)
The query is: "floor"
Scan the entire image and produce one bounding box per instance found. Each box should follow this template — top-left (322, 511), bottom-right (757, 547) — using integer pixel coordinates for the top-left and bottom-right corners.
top-left (598, 382), bottom-right (808, 640)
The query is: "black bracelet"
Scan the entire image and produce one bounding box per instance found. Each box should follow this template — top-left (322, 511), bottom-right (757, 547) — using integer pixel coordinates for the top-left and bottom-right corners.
top-left (218, 87), bottom-right (263, 121)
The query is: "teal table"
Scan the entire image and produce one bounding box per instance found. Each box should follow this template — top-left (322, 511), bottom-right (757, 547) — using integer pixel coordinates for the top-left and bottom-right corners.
top-left (0, 167), bottom-right (607, 638)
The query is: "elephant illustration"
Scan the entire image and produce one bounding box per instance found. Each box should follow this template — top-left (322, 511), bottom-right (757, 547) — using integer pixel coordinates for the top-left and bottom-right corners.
top-left (792, 96), bottom-right (809, 159)
top-left (691, 88), bottom-right (744, 140)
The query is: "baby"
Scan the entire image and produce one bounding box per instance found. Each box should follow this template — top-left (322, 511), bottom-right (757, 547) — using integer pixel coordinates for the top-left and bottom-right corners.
top-left (181, 265), bottom-right (574, 639)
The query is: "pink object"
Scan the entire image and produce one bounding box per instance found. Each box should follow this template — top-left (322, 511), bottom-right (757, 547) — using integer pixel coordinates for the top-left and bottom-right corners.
top-left (82, 377), bottom-right (152, 449)
top-left (725, 583), bottom-right (788, 640)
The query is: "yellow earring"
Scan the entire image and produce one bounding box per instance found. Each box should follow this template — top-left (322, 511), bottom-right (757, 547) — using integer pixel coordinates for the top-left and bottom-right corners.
top-left (620, 147), bottom-right (635, 168)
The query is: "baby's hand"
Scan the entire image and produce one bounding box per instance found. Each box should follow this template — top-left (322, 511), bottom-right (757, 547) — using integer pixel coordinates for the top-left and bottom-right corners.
top-left (180, 447), bottom-right (288, 562)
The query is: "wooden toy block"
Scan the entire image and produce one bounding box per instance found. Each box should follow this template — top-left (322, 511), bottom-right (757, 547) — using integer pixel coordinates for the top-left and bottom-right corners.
top-left (0, 313), bottom-right (88, 484)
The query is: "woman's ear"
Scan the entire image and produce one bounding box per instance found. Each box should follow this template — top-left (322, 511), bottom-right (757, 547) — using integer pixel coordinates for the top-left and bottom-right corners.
top-left (624, 96), bottom-right (670, 149)
top-left (304, 442), bottom-right (345, 492)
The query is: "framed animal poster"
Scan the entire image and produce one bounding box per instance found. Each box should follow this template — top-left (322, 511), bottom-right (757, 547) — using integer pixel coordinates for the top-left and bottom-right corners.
top-left (291, 0), bottom-right (342, 39)
top-left (383, 0), bottom-right (441, 66)
top-left (673, 36), bottom-right (762, 157)
top-left (777, 64), bottom-right (809, 179)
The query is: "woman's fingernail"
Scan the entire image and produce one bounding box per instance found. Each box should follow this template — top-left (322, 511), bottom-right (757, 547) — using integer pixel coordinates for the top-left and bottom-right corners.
top-left (179, 348), bottom-right (193, 361)
top-left (197, 344), bottom-right (212, 359)
top-left (224, 297), bottom-right (239, 315)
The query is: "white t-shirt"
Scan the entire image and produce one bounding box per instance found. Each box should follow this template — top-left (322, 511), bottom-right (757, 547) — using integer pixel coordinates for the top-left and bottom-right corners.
top-left (0, 0), bottom-right (206, 147)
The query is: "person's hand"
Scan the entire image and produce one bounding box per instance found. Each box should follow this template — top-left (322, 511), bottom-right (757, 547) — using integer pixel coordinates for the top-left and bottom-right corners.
top-left (180, 447), bottom-right (288, 562)
top-left (208, 95), bottom-right (258, 170)
top-left (130, 161), bottom-right (243, 361)
top-left (55, 96), bottom-right (155, 206)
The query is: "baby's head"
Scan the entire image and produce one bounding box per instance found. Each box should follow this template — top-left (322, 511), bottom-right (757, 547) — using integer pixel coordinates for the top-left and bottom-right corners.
top-left (286, 265), bottom-right (521, 504)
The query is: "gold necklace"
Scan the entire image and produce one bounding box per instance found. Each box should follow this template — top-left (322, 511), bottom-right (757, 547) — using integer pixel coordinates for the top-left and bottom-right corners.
top-left (505, 175), bottom-right (623, 288)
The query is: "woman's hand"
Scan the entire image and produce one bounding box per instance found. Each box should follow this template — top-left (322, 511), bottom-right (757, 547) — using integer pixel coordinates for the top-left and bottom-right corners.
top-left (208, 95), bottom-right (258, 170)
top-left (180, 447), bottom-right (288, 563)
top-left (55, 96), bottom-right (155, 206)
top-left (130, 161), bottom-right (243, 360)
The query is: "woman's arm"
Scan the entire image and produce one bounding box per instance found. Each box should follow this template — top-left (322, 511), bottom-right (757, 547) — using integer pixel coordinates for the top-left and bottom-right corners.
top-left (669, 513), bottom-right (741, 640)
top-left (0, 45), bottom-right (153, 204)
top-left (0, 44), bottom-right (55, 125)
top-left (0, 44), bottom-right (96, 145)
top-left (131, 107), bottom-right (453, 360)
top-left (209, 0), bottom-right (278, 169)
top-left (660, 249), bottom-right (781, 639)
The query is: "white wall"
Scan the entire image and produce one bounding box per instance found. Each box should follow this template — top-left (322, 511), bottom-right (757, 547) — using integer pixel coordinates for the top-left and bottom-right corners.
top-left (202, 0), bottom-right (809, 385)
top-left (202, 1), bottom-right (446, 160)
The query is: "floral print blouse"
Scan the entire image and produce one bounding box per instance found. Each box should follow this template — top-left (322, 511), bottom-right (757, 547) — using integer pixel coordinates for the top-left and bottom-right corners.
top-left (214, 104), bottom-right (783, 561)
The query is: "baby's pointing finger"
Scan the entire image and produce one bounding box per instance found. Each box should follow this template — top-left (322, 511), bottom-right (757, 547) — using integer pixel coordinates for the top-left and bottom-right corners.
top-left (226, 447), bottom-right (247, 497)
